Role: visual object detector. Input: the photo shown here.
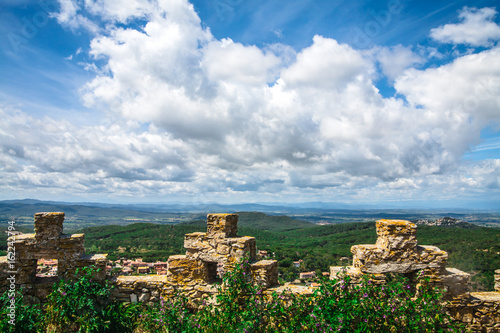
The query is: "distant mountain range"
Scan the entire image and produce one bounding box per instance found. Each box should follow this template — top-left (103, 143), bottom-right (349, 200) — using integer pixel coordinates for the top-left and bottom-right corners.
top-left (2, 198), bottom-right (498, 214)
top-left (1, 199), bottom-right (499, 230)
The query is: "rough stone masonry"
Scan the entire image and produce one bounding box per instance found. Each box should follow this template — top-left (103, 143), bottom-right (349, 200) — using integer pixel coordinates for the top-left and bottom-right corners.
top-left (1, 214), bottom-right (499, 332)
top-left (0, 212), bottom-right (106, 303)
top-left (331, 219), bottom-right (500, 332)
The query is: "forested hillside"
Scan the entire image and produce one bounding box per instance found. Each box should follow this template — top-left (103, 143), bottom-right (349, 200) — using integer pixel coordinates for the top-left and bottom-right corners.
top-left (73, 213), bottom-right (500, 291)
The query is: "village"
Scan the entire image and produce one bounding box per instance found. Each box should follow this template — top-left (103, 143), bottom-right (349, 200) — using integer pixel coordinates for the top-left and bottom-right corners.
top-left (34, 247), bottom-right (329, 287)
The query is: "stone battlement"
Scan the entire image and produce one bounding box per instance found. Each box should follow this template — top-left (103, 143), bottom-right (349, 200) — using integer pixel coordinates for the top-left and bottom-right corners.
top-left (111, 213), bottom-right (278, 303)
top-left (1, 214), bottom-right (499, 332)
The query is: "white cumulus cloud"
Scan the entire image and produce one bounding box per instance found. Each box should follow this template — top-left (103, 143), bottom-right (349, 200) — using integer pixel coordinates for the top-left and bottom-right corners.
top-left (2, 1), bottom-right (499, 204)
top-left (430, 7), bottom-right (500, 47)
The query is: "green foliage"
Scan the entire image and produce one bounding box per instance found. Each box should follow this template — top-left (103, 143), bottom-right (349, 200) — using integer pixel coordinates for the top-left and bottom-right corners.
top-left (135, 259), bottom-right (465, 333)
top-left (136, 295), bottom-right (194, 332)
top-left (196, 259), bottom-right (265, 332)
top-left (79, 217), bottom-right (500, 290)
top-left (311, 271), bottom-right (456, 333)
top-left (2, 260), bottom-right (466, 332)
top-left (0, 288), bottom-right (43, 333)
top-left (44, 266), bottom-right (114, 332)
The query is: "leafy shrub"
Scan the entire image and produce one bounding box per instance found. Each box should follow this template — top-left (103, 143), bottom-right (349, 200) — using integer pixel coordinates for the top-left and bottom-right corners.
top-left (44, 266), bottom-right (114, 332)
top-left (0, 288), bottom-right (43, 333)
top-left (2, 261), bottom-right (466, 332)
top-left (135, 259), bottom-right (465, 332)
top-left (135, 295), bottom-right (194, 332)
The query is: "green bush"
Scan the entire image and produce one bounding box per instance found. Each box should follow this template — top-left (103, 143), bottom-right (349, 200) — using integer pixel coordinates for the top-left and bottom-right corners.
top-left (1, 262), bottom-right (466, 332)
top-left (44, 266), bottom-right (126, 333)
top-left (0, 288), bottom-right (43, 333)
top-left (136, 259), bottom-right (465, 333)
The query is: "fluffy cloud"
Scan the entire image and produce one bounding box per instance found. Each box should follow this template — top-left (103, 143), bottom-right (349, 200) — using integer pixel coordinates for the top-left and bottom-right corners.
top-left (395, 47), bottom-right (500, 157)
top-left (371, 45), bottom-right (426, 81)
top-left (430, 7), bottom-right (500, 47)
top-left (2, 1), bottom-right (499, 204)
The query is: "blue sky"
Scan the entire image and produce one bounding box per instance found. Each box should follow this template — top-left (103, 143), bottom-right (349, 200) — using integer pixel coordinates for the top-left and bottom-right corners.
top-left (0, 0), bottom-right (499, 209)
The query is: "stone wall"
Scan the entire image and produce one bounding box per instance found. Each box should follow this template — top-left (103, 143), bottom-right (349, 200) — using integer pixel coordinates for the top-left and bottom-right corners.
top-left (111, 213), bottom-right (278, 304)
top-left (1, 213), bottom-right (499, 331)
top-left (0, 212), bottom-right (107, 303)
top-left (330, 219), bottom-right (500, 332)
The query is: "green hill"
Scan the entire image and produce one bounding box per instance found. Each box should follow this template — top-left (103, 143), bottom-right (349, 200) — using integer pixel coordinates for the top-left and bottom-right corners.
top-left (181, 211), bottom-right (315, 232)
top-left (3, 211), bottom-right (496, 290)
top-left (71, 212), bottom-right (500, 291)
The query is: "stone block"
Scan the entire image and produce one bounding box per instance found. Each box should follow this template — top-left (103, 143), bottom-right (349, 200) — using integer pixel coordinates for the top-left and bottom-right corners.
top-left (5, 259), bottom-right (38, 284)
top-left (495, 269), bottom-right (500, 292)
top-left (8, 234), bottom-right (36, 260)
top-left (440, 267), bottom-right (470, 300)
top-left (330, 266), bottom-right (386, 285)
top-left (167, 255), bottom-right (210, 284)
top-left (227, 236), bottom-right (256, 261)
top-left (416, 245), bottom-right (448, 270)
top-left (207, 214), bottom-right (238, 238)
top-left (59, 254), bottom-right (107, 281)
top-left (416, 267), bottom-right (470, 300)
top-left (352, 243), bottom-right (447, 274)
top-left (375, 219), bottom-right (417, 251)
top-left (251, 260), bottom-right (278, 288)
top-left (185, 235), bottom-right (256, 264)
top-left (58, 234), bottom-right (85, 259)
top-left (184, 232), bottom-right (209, 252)
top-left (34, 212), bottom-right (64, 243)
top-left (0, 257), bottom-right (35, 286)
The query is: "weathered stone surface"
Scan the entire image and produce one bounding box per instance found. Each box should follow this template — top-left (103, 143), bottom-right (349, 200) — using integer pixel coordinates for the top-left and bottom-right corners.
top-left (352, 220), bottom-right (447, 274)
top-left (266, 283), bottom-right (314, 297)
top-left (34, 212), bottom-right (64, 248)
top-left (60, 254), bottom-right (107, 281)
top-left (167, 255), bottom-right (210, 284)
top-left (207, 213), bottom-right (238, 237)
top-left (3, 213), bottom-right (500, 333)
top-left (416, 267), bottom-right (470, 301)
top-left (184, 232), bottom-right (210, 251)
top-left (2, 259), bottom-right (38, 284)
top-left (251, 260), bottom-right (278, 288)
top-left (375, 219), bottom-right (417, 251)
top-left (1, 212), bottom-right (107, 303)
top-left (185, 234), bottom-right (256, 264)
top-left (495, 269), bottom-right (500, 292)
top-left (8, 233), bottom-right (36, 260)
top-left (448, 292), bottom-right (500, 332)
top-left (330, 266), bottom-right (386, 285)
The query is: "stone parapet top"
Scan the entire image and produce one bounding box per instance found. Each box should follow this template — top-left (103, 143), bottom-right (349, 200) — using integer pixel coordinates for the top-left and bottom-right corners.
top-left (469, 292), bottom-right (500, 302)
top-left (266, 283), bottom-right (314, 296)
top-left (252, 260), bottom-right (276, 266)
top-left (34, 212), bottom-right (65, 218)
top-left (8, 233), bottom-right (35, 241)
top-left (79, 253), bottom-right (107, 261)
top-left (207, 213), bottom-right (238, 237)
top-left (60, 234), bottom-right (84, 239)
top-left (376, 219), bottom-right (416, 227)
top-left (117, 275), bottom-right (169, 283)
